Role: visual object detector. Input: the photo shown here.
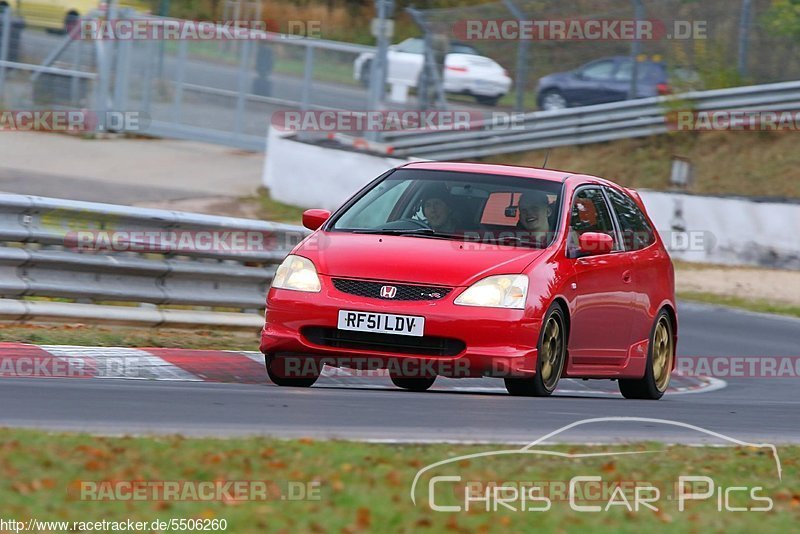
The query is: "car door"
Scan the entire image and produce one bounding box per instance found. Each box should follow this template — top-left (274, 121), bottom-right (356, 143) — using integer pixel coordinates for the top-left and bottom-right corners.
top-left (607, 58), bottom-right (638, 101)
top-left (566, 186), bottom-right (635, 366)
top-left (605, 186), bottom-right (663, 347)
top-left (563, 59), bottom-right (620, 106)
top-left (387, 38), bottom-right (425, 87)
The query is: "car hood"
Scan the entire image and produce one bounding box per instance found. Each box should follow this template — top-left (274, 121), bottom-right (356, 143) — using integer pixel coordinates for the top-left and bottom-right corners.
top-left (538, 71), bottom-right (571, 87)
top-left (297, 232), bottom-right (545, 287)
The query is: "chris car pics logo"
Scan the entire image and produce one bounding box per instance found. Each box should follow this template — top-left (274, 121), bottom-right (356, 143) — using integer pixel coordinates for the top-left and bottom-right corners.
top-left (410, 417), bottom-right (781, 514)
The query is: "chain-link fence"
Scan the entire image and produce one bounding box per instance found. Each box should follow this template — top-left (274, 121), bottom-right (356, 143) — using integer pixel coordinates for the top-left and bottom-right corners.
top-left (0, 7), bottom-right (376, 149)
top-left (0, 6), bottom-right (99, 113)
top-left (413, 0), bottom-right (800, 111)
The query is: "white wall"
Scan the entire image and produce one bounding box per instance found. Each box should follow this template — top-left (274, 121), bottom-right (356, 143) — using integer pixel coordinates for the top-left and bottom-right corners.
top-left (263, 130), bottom-right (800, 269)
top-left (640, 191), bottom-right (800, 269)
top-left (263, 128), bottom-right (407, 211)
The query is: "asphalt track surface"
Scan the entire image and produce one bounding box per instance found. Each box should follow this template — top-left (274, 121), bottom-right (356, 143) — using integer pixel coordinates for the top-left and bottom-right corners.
top-left (1, 301), bottom-right (798, 444)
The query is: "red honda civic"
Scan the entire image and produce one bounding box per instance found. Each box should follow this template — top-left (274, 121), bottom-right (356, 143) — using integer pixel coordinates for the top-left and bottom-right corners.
top-left (260, 161), bottom-right (677, 399)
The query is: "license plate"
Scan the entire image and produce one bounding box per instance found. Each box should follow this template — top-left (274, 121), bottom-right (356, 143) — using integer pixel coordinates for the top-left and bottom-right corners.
top-left (337, 310), bottom-right (425, 337)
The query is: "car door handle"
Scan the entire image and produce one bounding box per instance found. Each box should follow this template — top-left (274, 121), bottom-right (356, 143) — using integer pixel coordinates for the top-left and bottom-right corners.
top-left (622, 270), bottom-right (632, 284)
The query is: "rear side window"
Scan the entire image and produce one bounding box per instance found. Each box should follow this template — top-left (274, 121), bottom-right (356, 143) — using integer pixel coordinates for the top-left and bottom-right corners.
top-left (606, 187), bottom-right (655, 250)
top-left (481, 192), bottom-right (521, 225)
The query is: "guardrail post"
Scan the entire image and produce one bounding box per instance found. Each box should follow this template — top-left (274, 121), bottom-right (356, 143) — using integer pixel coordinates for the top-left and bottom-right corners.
top-left (234, 37), bottom-right (253, 142)
top-left (172, 37), bottom-right (188, 123)
top-left (141, 39), bottom-right (157, 113)
top-left (0, 7), bottom-right (12, 97)
top-left (94, 27), bottom-right (112, 131)
top-left (628, 0), bottom-right (644, 99)
top-left (738, 0), bottom-right (752, 77)
top-left (502, 0), bottom-right (529, 113)
top-left (112, 9), bottom-right (134, 119)
top-left (297, 43), bottom-right (314, 141)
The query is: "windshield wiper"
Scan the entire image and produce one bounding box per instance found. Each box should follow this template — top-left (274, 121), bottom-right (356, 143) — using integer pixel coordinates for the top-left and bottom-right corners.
top-left (351, 228), bottom-right (461, 240)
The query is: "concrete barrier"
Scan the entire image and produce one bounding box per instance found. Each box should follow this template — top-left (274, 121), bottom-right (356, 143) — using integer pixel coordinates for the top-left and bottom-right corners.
top-left (640, 192), bottom-right (800, 269)
top-left (263, 128), bottom-right (407, 211)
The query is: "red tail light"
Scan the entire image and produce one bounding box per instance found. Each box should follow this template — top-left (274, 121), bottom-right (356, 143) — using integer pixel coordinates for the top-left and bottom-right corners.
top-left (657, 83), bottom-right (672, 95)
top-left (446, 66), bottom-right (468, 73)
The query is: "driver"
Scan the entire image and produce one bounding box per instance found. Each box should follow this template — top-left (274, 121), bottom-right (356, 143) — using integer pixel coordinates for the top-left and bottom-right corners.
top-left (421, 187), bottom-right (458, 233)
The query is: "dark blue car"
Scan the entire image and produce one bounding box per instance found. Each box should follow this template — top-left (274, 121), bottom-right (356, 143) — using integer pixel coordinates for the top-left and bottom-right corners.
top-left (536, 56), bottom-right (673, 111)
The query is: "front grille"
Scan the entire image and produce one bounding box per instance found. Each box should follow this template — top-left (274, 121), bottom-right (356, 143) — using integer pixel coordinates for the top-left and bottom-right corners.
top-left (332, 278), bottom-right (452, 301)
top-left (302, 327), bottom-right (465, 357)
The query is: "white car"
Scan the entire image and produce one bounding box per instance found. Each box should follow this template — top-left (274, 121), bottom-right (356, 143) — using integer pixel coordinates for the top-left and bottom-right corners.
top-left (353, 38), bottom-right (512, 106)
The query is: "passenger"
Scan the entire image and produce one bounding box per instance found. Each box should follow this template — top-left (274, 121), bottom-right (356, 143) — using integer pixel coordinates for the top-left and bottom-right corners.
top-left (517, 191), bottom-right (553, 244)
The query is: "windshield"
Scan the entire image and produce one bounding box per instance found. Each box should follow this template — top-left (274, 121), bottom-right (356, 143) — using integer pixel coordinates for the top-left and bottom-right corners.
top-left (330, 169), bottom-right (563, 248)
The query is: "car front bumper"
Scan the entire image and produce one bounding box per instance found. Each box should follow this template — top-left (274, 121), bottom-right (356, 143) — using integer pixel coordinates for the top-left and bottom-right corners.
top-left (260, 276), bottom-right (541, 378)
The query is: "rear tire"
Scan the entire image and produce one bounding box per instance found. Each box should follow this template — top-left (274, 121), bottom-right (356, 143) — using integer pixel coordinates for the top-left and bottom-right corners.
top-left (504, 303), bottom-right (567, 397)
top-left (265, 353), bottom-right (319, 388)
top-left (619, 310), bottom-right (674, 400)
top-left (390, 372), bottom-right (436, 392)
top-left (475, 94), bottom-right (500, 106)
top-left (64, 11), bottom-right (79, 35)
top-left (359, 60), bottom-right (371, 88)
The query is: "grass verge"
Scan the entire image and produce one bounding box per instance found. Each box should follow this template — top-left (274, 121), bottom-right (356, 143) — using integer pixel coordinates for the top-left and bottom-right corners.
top-left (247, 187), bottom-right (307, 224)
top-left (0, 428), bottom-right (797, 532)
top-left (677, 292), bottom-right (800, 319)
top-left (0, 325), bottom-right (260, 351)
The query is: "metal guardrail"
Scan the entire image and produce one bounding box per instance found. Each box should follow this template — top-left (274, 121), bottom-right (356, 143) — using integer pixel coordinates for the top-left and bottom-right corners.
top-left (384, 80), bottom-right (800, 160)
top-left (0, 194), bottom-right (308, 329)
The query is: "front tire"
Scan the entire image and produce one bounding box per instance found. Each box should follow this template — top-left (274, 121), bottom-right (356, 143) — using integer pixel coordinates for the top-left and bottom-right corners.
top-left (619, 310), bottom-right (674, 400)
top-left (265, 353), bottom-right (319, 388)
top-left (539, 89), bottom-right (567, 111)
top-left (390, 372), bottom-right (436, 392)
top-left (505, 303), bottom-right (567, 397)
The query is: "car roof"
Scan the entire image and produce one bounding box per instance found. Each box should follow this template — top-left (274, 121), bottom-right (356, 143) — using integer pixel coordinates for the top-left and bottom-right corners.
top-left (398, 161), bottom-right (577, 183)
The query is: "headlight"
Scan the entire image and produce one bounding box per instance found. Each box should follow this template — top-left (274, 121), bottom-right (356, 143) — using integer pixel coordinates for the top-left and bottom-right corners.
top-left (272, 255), bottom-right (321, 293)
top-left (454, 275), bottom-right (528, 309)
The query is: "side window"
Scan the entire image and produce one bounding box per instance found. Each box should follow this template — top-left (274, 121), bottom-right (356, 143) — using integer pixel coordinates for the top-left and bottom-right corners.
top-left (569, 188), bottom-right (617, 250)
top-left (396, 38), bottom-right (424, 54)
top-left (613, 60), bottom-right (651, 82)
top-left (606, 187), bottom-right (655, 251)
top-left (580, 60), bottom-right (616, 80)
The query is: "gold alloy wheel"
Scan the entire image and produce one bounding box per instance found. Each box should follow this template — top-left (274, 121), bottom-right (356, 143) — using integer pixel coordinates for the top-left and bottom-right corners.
top-left (652, 318), bottom-right (674, 392)
top-left (540, 316), bottom-right (565, 391)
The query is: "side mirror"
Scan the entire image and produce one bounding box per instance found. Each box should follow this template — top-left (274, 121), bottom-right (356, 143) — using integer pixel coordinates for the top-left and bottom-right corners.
top-left (578, 232), bottom-right (614, 256)
top-left (302, 209), bottom-right (331, 231)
